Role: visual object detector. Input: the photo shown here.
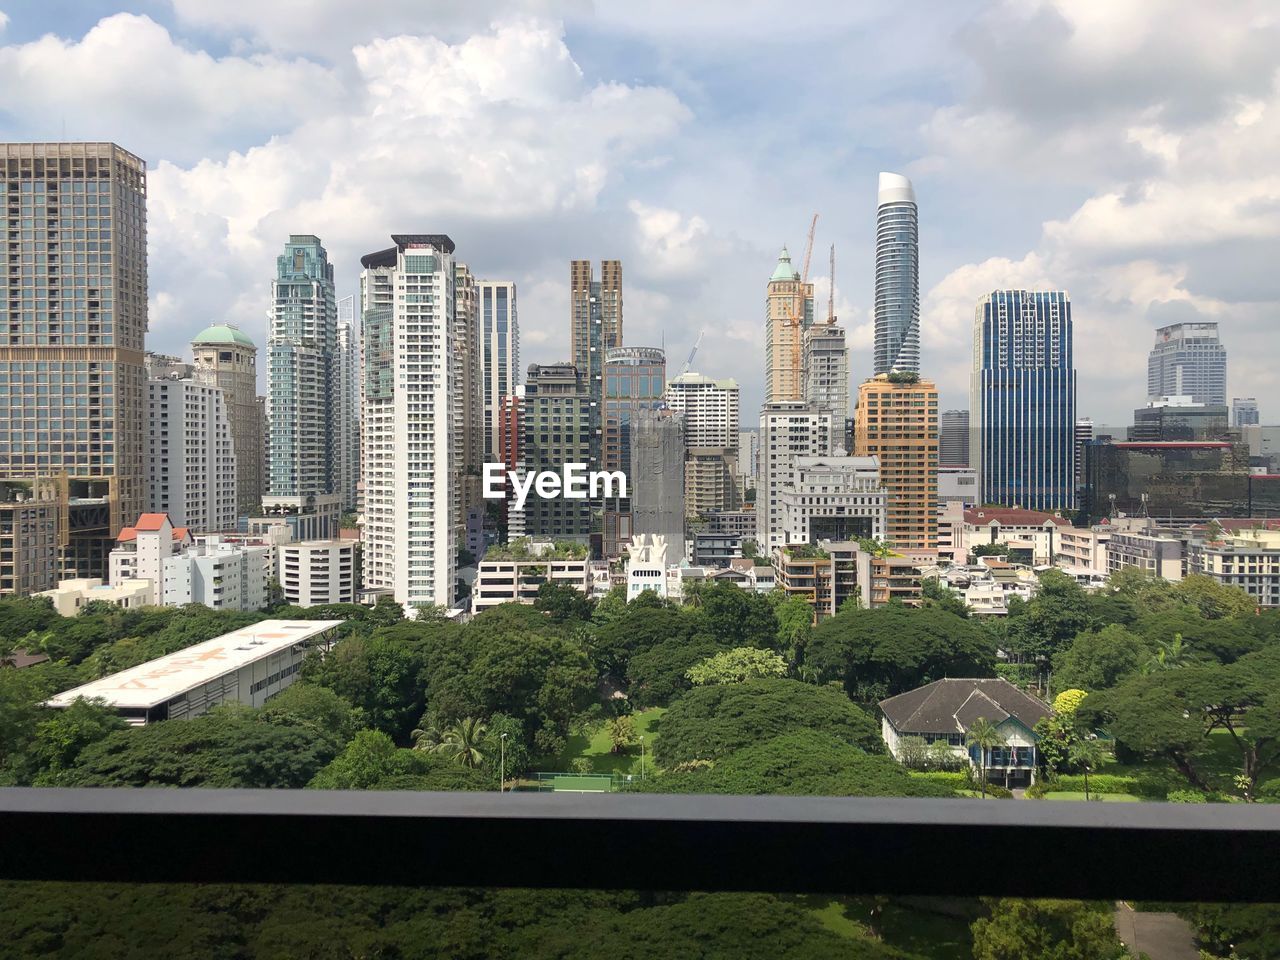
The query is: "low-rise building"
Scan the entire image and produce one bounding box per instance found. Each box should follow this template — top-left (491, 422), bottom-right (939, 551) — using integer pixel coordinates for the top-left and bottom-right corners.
top-left (879, 678), bottom-right (1051, 787)
top-left (961, 508), bottom-right (1071, 565)
top-left (1185, 523), bottom-right (1280, 607)
top-left (279, 539), bottom-right (358, 607)
top-left (471, 539), bottom-right (590, 613)
top-left (692, 531), bottom-right (743, 567)
top-left (46, 619), bottom-right (342, 724)
top-left (36, 577), bottom-right (155, 616)
top-left (1106, 529), bottom-right (1184, 580)
top-left (1055, 524), bottom-right (1112, 574)
top-left (774, 541), bottom-right (933, 621)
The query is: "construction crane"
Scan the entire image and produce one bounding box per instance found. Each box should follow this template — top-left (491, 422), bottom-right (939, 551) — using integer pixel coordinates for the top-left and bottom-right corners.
top-left (827, 244), bottom-right (836, 324)
top-left (787, 213), bottom-right (819, 397)
top-left (680, 328), bottom-right (705, 376)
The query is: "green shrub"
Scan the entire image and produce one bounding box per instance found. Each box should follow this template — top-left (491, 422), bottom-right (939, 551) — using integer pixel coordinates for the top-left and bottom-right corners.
top-left (1052, 773), bottom-right (1165, 797)
top-left (1258, 778), bottom-right (1280, 801)
top-left (908, 771), bottom-right (968, 789)
top-left (1025, 778), bottom-right (1053, 799)
top-left (994, 663), bottom-right (1038, 686)
top-left (1167, 789), bottom-right (1207, 803)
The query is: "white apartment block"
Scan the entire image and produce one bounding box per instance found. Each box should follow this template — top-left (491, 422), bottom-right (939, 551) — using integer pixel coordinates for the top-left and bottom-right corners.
top-left (147, 375), bottom-right (237, 535)
top-left (280, 539), bottom-right (357, 607)
top-left (360, 235), bottom-right (458, 614)
top-left (479, 280), bottom-right (519, 464)
top-left (758, 402), bottom-right (833, 553)
top-left (664, 372), bottom-right (740, 449)
top-left (1055, 525), bottom-right (1113, 574)
top-left (779, 456), bottom-right (886, 547)
top-left (1187, 527), bottom-right (1280, 607)
top-left (472, 554), bottom-right (590, 612)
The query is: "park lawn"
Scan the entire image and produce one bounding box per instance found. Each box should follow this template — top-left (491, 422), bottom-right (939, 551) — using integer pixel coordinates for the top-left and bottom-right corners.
top-left (537, 707), bottom-right (665, 777)
top-left (1101, 727), bottom-right (1278, 797)
top-left (1043, 791), bottom-right (1141, 802)
top-left (795, 896), bottom-right (971, 960)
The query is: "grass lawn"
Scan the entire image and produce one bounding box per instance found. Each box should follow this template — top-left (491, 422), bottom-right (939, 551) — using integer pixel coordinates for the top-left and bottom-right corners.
top-left (535, 707), bottom-right (666, 777)
top-left (794, 896), bottom-right (973, 960)
top-left (1043, 791), bottom-right (1141, 802)
top-left (1100, 727), bottom-right (1273, 797)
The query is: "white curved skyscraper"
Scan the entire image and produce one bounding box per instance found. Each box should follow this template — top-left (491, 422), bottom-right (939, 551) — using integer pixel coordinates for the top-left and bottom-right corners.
top-left (874, 172), bottom-right (920, 375)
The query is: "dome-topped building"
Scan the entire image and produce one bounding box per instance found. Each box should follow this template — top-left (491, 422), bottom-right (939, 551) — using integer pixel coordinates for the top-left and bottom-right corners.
top-left (191, 323), bottom-right (262, 515)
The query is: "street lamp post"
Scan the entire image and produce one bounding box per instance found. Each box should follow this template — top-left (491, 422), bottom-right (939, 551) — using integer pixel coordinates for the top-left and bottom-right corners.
top-left (500, 732), bottom-right (507, 794)
top-left (640, 735), bottom-right (646, 782)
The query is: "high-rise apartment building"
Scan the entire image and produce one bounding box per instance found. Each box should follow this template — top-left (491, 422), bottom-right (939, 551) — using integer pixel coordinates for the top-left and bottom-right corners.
top-left (1233, 397), bottom-right (1260, 428)
top-left (0, 142), bottom-right (149, 584)
top-left (779, 456), bottom-right (887, 546)
top-left (738, 429), bottom-right (760, 482)
top-left (267, 235), bottom-right (340, 537)
top-left (336, 296), bottom-right (360, 513)
top-left (664, 372), bottom-right (740, 448)
top-left (453, 263), bottom-right (483, 529)
top-left (360, 235), bottom-right (459, 613)
top-left (1074, 417), bottom-right (1094, 491)
top-left (601, 347), bottom-right (666, 557)
top-left (522, 363), bottom-right (593, 539)
top-left (874, 172), bottom-right (920, 375)
top-left (479, 280), bottom-right (519, 463)
top-left (146, 363), bottom-right (237, 535)
top-left (803, 323), bottom-right (850, 444)
top-left (191, 324), bottom-right (261, 516)
top-left (629, 409), bottom-right (685, 558)
top-left (855, 374), bottom-right (939, 548)
top-left (570, 259), bottom-right (622, 465)
top-left (758, 401), bottom-right (833, 553)
top-left (970, 290), bottom-right (1076, 512)
top-left (764, 247), bottom-right (814, 403)
top-left (939, 409), bottom-right (970, 468)
top-left (1147, 322), bottom-right (1226, 405)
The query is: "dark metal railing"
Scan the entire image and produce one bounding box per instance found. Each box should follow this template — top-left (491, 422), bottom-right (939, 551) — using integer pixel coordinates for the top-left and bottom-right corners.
top-left (2, 789), bottom-right (1279, 898)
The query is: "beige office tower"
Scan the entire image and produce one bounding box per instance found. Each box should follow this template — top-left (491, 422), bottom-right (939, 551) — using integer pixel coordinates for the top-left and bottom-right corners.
top-left (765, 246), bottom-right (814, 404)
top-left (0, 143), bottom-right (148, 587)
top-left (854, 374), bottom-right (939, 549)
top-left (570, 260), bottom-right (622, 468)
top-left (192, 324), bottom-right (262, 516)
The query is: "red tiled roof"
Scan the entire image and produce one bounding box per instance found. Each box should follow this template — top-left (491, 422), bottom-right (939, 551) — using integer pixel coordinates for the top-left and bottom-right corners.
top-left (963, 508), bottom-right (1067, 527)
top-left (116, 527), bottom-right (138, 542)
top-left (133, 513), bottom-right (170, 531)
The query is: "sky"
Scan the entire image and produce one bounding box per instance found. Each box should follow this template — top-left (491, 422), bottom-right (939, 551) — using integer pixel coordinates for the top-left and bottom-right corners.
top-left (1, 0), bottom-right (1278, 423)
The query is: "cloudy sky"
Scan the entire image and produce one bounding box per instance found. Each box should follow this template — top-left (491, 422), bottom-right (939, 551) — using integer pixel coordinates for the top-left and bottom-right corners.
top-left (2, 1), bottom-right (1277, 422)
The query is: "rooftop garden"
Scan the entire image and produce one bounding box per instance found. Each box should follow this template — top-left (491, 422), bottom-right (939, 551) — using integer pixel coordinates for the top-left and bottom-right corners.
top-left (484, 538), bottom-right (589, 561)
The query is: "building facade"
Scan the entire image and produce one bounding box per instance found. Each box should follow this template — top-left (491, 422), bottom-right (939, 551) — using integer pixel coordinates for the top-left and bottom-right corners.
top-left (0, 477), bottom-right (60, 596)
top-left (854, 374), bottom-right (939, 549)
top-left (1148, 321), bottom-right (1226, 405)
top-left (627, 409), bottom-right (685, 559)
top-left (1131, 397), bottom-right (1231, 442)
top-left (570, 259), bottom-right (622, 466)
top-left (267, 235), bottom-right (340, 538)
top-left (360, 235), bottom-right (459, 613)
top-left (664, 372), bottom-right (740, 447)
top-left (764, 247), bottom-right (813, 404)
top-left (336, 296), bottom-right (360, 512)
top-left (604, 346), bottom-right (666, 473)
top-left (757, 401), bottom-right (833, 553)
top-left (146, 371), bottom-right (237, 534)
top-left (874, 172), bottom-right (920, 375)
top-left (279, 539), bottom-right (357, 607)
top-left (939, 409), bottom-right (970, 468)
top-left (192, 324), bottom-right (261, 517)
top-left (803, 323), bottom-right (850, 443)
top-left (1233, 398), bottom-right (1260, 428)
top-left (971, 290), bottom-right (1076, 512)
top-left (0, 142), bottom-right (149, 583)
top-left (479, 280), bottom-right (519, 464)
top-left (778, 456), bottom-right (887, 546)
top-left (521, 363), bottom-right (593, 539)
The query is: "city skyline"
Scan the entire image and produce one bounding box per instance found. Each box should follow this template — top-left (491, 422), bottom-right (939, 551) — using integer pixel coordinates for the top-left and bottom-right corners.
top-left (1, 4), bottom-right (1275, 423)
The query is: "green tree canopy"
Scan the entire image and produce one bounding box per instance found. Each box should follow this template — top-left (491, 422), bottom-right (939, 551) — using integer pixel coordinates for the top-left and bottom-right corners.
top-left (653, 678), bottom-right (882, 769)
top-left (693, 581), bottom-right (779, 649)
top-left (1002, 569), bottom-right (1094, 663)
top-left (624, 634), bottom-right (725, 708)
top-left (686, 647), bottom-right (787, 686)
top-left (806, 605), bottom-right (996, 702)
top-left (971, 899), bottom-right (1128, 960)
top-left (1051, 624), bottom-right (1150, 692)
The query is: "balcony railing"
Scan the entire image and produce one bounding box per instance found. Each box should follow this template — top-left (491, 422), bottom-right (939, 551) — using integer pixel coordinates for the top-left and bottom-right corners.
top-left (1, 789), bottom-right (1278, 900)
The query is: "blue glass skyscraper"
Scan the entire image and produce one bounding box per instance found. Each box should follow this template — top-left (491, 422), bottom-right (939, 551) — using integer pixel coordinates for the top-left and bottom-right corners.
top-left (874, 172), bottom-right (920, 375)
top-left (970, 290), bottom-right (1076, 511)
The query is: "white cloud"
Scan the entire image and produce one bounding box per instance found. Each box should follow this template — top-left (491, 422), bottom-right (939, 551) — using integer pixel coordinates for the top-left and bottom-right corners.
top-left (627, 201), bottom-right (714, 280)
top-left (0, 14), bottom-right (342, 163)
top-left (0, 11), bottom-right (8, 33)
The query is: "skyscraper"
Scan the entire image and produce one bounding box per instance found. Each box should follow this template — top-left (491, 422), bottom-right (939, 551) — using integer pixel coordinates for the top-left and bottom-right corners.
top-left (854, 374), bottom-right (938, 548)
top-left (522, 362), bottom-right (593, 539)
top-left (360, 234), bottom-right (459, 613)
top-left (0, 142), bottom-right (148, 583)
top-left (666, 371), bottom-right (742, 519)
top-left (1147, 321), bottom-right (1227, 405)
top-left (336, 297), bottom-right (360, 513)
top-left (970, 290), bottom-right (1076, 511)
top-left (630, 409), bottom-right (685, 558)
top-left (803, 323), bottom-right (850, 445)
top-left (570, 259), bottom-right (622, 466)
top-left (267, 235), bottom-right (340, 538)
top-left (479, 280), bottom-right (519, 463)
top-left (192, 324), bottom-right (262, 516)
top-left (874, 172), bottom-right (920, 375)
top-left (939, 409), bottom-right (970, 468)
top-left (454, 263), bottom-right (483, 530)
top-left (600, 346), bottom-right (665, 557)
top-left (764, 247), bottom-right (813, 403)
top-left (758, 401), bottom-right (833, 553)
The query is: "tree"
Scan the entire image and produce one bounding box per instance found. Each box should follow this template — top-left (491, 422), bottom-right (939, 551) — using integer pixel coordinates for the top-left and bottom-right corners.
top-left (481, 713), bottom-right (530, 783)
top-left (966, 717), bottom-right (1003, 797)
top-left (256, 683), bottom-right (364, 747)
top-left (920, 577), bottom-right (969, 618)
top-left (653, 678), bottom-right (882, 769)
top-left (28, 698), bottom-right (126, 785)
top-left (1142, 632), bottom-right (1193, 673)
top-left (433, 717), bottom-right (487, 768)
top-left (625, 634), bottom-right (724, 707)
top-left (534, 580), bottom-right (594, 623)
top-left (64, 709), bottom-right (341, 788)
top-left (686, 647), bottom-right (787, 686)
top-left (309, 729), bottom-right (425, 789)
top-left (1174, 573), bottom-right (1257, 620)
top-left (1051, 624), bottom-right (1150, 692)
top-left (972, 899), bottom-right (1128, 960)
top-left (591, 604), bottom-right (698, 686)
top-left (1068, 737), bottom-right (1106, 801)
top-left (1051, 689), bottom-right (1088, 717)
top-left (774, 595), bottom-right (815, 662)
top-left (607, 715), bottom-right (638, 754)
top-left (1002, 569), bottom-right (1094, 663)
top-left (805, 605), bottom-right (996, 701)
top-left (694, 581), bottom-right (779, 649)
top-left (646, 732), bottom-right (955, 798)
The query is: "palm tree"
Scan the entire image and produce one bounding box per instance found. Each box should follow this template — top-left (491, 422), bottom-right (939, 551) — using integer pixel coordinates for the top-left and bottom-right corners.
top-left (967, 717), bottom-right (1003, 798)
top-left (434, 717), bottom-right (488, 769)
top-left (1143, 632), bottom-right (1191, 674)
top-left (410, 725), bottom-right (443, 752)
top-left (1068, 736), bottom-right (1106, 801)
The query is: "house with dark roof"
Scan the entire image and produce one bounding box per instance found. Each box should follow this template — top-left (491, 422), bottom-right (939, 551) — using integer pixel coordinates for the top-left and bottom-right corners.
top-left (878, 678), bottom-right (1051, 786)
top-left (962, 508), bottom-right (1069, 565)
